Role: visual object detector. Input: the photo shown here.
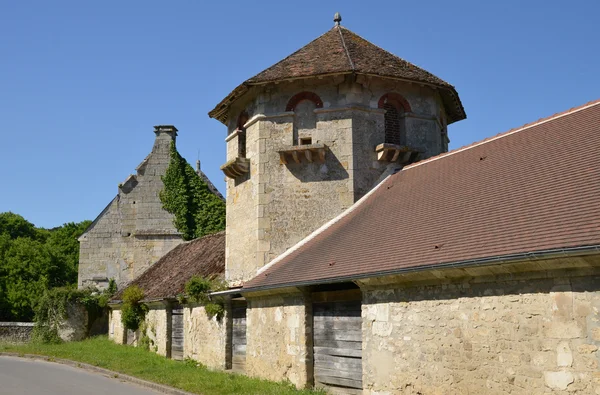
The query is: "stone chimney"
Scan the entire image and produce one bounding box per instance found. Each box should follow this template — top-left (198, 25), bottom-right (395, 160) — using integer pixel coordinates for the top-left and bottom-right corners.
top-left (153, 125), bottom-right (178, 154)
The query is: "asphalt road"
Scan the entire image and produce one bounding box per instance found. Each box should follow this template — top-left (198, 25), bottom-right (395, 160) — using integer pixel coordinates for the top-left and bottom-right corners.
top-left (0, 356), bottom-right (162, 395)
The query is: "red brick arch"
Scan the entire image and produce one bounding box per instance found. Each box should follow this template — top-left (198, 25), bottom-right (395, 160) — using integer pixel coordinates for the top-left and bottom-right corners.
top-left (378, 93), bottom-right (412, 113)
top-left (286, 92), bottom-right (323, 112)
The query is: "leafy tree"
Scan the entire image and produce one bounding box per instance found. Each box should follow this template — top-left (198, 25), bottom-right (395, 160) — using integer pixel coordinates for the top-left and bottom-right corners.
top-left (0, 214), bottom-right (91, 321)
top-left (160, 142), bottom-right (226, 240)
top-left (0, 212), bottom-right (37, 240)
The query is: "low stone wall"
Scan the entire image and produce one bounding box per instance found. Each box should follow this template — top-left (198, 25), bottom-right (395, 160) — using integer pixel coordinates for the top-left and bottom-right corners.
top-left (184, 304), bottom-right (228, 369)
top-left (246, 290), bottom-right (311, 388)
top-left (361, 272), bottom-right (600, 395)
top-left (0, 322), bottom-right (34, 343)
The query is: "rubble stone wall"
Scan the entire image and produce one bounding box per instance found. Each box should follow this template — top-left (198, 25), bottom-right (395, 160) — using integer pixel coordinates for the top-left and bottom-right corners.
top-left (183, 304), bottom-right (228, 369)
top-left (246, 291), bottom-right (311, 388)
top-left (362, 271), bottom-right (600, 395)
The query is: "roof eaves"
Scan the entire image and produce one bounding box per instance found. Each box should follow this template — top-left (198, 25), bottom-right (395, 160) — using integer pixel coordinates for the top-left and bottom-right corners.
top-left (242, 244), bottom-right (600, 293)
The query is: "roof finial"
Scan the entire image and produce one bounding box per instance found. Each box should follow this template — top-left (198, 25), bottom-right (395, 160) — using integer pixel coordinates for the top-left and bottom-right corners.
top-left (334, 12), bottom-right (342, 26)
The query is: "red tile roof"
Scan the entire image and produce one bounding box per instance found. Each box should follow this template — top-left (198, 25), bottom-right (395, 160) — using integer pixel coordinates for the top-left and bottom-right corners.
top-left (243, 100), bottom-right (600, 291)
top-left (209, 26), bottom-right (465, 125)
top-left (113, 231), bottom-right (225, 301)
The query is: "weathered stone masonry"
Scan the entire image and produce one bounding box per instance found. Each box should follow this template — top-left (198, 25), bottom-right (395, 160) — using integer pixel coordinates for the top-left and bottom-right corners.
top-left (224, 77), bottom-right (449, 286)
top-left (78, 126), bottom-right (183, 289)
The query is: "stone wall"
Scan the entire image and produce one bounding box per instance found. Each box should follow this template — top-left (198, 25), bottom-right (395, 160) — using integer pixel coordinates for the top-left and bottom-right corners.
top-left (224, 76), bottom-right (446, 285)
top-left (145, 304), bottom-right (170, 357)
top-left (0, 322), bottom-right (34, 343)
top-left (58, 303), bottom-right (88, 342)
top-left (184, 304), bottom-right (229, 369)
top-left (246, 290), bottom-right (311, 388)
top-left (361, 271), bottom-right (600, 394)
top-left (78, 126), bottom-right (183, 289)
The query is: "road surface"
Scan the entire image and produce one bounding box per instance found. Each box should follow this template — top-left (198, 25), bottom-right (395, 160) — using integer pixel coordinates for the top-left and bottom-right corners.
top-left (0, 356), bottom-right (162, 395)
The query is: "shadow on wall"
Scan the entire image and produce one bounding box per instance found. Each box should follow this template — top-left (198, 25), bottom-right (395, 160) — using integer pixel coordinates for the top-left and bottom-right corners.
top-left (284, 153), bottom-right (349, 183)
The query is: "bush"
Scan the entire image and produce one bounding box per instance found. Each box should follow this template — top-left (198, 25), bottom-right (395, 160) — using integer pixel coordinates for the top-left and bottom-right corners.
top-left (184, 276), bottom-right (227, 319)
top-left (32, 283), bottom-right (116, 344)
top-left (120, 285), bottom-right (147, 331)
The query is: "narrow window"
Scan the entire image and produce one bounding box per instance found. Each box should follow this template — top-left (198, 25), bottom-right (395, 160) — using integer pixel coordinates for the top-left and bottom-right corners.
top-left (299, 137), bottom-right (312, 145)
top-left (378, 93), bottom-right (411, 146)
top-left (236, 112), bottom-right (249, 157)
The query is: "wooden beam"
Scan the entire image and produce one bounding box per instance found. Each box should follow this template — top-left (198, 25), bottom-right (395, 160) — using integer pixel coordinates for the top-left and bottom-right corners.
top-left (318, 148), bottom-right (326, 162)
top-left (390, 148), bottom-right (401, 162)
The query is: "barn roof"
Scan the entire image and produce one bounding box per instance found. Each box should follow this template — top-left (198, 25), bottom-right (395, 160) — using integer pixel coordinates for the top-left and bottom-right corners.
top-left (209, 24), bottom-right (465, 125)
top-left (243, 99), bottom-right (600, 291)
top-left (113, 231), bottom-right (225, 301)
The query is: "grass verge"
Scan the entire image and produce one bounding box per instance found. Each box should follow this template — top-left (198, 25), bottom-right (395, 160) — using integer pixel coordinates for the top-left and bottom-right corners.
top-left (0, 336), bottom-right (322, 395)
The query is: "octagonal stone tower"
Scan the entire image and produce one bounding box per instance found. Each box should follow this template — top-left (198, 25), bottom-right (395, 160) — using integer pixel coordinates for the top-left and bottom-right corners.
top-left (209, 16), bottom-right (466, 286)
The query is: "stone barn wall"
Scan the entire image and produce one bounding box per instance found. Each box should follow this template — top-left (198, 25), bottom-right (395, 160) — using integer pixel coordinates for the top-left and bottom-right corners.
top-left (245, 290), bottom-right (312, 388)
top-left (184, 304), bottom-right (228, 369)
top-left (144, 304), bottom-right (170, 357)
top-left (361, 267), bottom-right (600, 395)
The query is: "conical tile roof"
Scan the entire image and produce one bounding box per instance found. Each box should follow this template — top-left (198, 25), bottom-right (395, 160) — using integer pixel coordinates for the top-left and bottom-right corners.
top-left (209, 25), bottom-right (465, 124)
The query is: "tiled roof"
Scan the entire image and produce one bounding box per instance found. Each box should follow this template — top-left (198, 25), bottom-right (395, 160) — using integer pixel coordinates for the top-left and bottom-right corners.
top-left (209, 26), bottom-right (465, 125)
top-left (243, 100), bottom-right (600, 291)
top-left (113, 231), bottom-right (225, 301)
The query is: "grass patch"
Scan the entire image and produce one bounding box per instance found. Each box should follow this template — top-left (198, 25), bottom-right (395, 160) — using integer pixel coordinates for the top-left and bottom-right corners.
top-left (0, 336), bottom-right (323, 395)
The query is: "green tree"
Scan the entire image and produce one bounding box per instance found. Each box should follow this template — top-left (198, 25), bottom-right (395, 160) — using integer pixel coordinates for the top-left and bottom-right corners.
top-left (0, 212), bottom-right (37, 240)
top-left (160, 142), bottom-right (226, 240)
top-left (0, 215), bottom-right (91, 321)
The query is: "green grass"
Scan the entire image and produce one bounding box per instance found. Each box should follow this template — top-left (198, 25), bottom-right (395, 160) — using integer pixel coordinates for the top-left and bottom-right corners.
top-left (0, 336), bottom-right (323, 395)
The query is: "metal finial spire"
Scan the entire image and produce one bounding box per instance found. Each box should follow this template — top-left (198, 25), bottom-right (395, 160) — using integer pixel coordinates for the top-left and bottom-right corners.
top-left (334, 12), bottom-right (342, 26)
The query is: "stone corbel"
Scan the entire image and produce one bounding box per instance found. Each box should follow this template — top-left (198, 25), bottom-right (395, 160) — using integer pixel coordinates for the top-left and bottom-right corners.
top-left (278, 144), bottom-right (328, 165)
top-left (220, 157), bottom-right (250, 179)
top-left (375, 143), bottom-right (421, 164)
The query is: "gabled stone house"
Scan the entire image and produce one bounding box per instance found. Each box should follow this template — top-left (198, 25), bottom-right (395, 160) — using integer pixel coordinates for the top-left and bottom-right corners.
top-left (78, 125), bottom-right (222, 290)
top-left (107, 15), bottom-right (600, 395)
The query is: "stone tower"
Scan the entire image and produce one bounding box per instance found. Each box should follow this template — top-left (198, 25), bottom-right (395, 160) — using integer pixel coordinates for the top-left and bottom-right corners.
top-left (78, 126), bottom-right (183, 289)
top-left (209, 16), bottom-right (466, 286)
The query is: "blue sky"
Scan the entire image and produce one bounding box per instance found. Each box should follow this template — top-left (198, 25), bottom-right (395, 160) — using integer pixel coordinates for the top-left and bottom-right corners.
top-left (1, 1), bottom-right (598, 228)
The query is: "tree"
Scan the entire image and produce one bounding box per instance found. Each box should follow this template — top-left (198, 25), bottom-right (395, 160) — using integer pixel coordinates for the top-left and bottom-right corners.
top-left (0, 214), bottom-right (91, 321)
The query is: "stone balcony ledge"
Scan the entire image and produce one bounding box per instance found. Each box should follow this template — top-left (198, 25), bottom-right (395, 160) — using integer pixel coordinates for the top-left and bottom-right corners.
top-left (375, 143), bottom-right (421, 164)
top-left (278, 143), bottom-right (328, 164)
top-left (221, 157), bottom-right (250, 179)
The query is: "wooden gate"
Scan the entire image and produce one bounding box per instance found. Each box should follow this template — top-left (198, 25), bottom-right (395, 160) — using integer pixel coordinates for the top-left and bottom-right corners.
top-left (171, 305), bottom-right (184, 360)
top-left (313, 291), bottom-right (362, 393)
top-left (231, 300), bottom-right (247, 372)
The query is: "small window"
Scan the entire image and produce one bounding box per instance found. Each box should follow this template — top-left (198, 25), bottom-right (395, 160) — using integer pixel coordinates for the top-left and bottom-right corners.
top-left (378, 93), bottom-right (411, 146)
top-left (299, 137), bottom-right (312, 145)
top-left (236, 112), bottom-right (249, 158)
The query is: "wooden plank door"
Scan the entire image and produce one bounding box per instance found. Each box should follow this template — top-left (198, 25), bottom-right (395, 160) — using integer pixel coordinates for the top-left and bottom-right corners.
top-left (231, 301), bottom-right (247, 372)
top-left (171, 306), bottom-right (184, 360)
top-left (313, 300), bottom-right (362, 394)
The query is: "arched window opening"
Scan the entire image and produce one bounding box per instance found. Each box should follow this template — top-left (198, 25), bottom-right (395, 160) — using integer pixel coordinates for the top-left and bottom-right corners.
top-left (378, 93), bottom-right (411, 146)
top-left (286, 92), bottom-right (323, 146)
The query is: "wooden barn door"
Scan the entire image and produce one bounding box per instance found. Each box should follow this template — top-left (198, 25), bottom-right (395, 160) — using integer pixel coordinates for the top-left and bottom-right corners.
top-left (231, 300), bottom-right (247, 372)
top-left (170, 305), bottom-right (184, 360)
top-left (313, 289), bottom-right (362, 394)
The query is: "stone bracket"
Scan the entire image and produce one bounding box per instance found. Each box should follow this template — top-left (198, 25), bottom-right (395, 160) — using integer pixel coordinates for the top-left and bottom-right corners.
top-left (220, 157), bottom-right (250, 179)
top-left (375, 143), bottom-right (421, 164)
top-left (278, 143), bottom-right (328, 165)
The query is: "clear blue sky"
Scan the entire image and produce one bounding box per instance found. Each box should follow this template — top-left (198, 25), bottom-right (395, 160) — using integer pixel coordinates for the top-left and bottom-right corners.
top-left (1, 1), bottom-right (598, 228)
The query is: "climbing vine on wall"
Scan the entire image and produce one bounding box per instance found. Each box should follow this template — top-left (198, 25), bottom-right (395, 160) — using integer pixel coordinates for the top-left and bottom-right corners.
top-left (184, 275), bottom-right (227, 319)
top-left (160, 142), bottom-right (226, 241)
